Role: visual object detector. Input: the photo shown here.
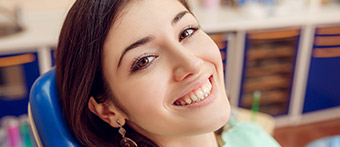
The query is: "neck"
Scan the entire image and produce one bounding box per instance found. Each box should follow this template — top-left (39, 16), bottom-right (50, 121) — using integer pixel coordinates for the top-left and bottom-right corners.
top-left (153, 132), bottom-right (218, 147)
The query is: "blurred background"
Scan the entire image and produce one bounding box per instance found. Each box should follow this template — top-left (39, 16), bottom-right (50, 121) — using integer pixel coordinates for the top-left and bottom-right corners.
top-left (0, 0), bottom-right (340, 146)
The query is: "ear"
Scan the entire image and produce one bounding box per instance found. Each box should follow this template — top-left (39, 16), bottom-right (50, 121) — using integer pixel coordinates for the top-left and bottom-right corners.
top-left (88, 97), bottom-right (126, 128)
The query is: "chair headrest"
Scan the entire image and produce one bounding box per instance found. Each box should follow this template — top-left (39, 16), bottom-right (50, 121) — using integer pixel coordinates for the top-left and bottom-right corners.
top-left (29, 68), bottom-right (80, 147)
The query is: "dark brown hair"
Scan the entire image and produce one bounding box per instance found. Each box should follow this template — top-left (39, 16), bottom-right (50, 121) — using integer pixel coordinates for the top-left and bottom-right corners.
top-left (56, 0), bottom-right (191, 146)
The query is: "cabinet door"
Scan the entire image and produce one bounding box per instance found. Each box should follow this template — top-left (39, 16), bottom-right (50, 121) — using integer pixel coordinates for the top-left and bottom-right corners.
top-left (0, 52), bottom-right (40, 118)
top-left (239, 28), bottom-right (300, 116)
top-left (303, 25), bottom-right (340, 113)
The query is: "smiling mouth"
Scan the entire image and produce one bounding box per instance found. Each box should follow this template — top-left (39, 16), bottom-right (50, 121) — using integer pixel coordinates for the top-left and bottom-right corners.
top-left (174, 77), bottom-right (212, 106)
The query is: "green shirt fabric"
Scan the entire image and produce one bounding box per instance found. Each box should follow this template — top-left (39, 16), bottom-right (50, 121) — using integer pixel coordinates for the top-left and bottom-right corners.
top-left (222, 122), bottom-right (281, 147)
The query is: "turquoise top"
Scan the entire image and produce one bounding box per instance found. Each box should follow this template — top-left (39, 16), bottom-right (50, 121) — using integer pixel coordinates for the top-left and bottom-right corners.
top-left (306, 135), bottom-right (340, 147)
top-left (222, 122), bottom-right (281, 147)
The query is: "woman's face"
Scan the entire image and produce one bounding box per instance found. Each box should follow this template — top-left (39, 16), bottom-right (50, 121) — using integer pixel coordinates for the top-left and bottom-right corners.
top-left (102, 0), bottom-right (230, 140)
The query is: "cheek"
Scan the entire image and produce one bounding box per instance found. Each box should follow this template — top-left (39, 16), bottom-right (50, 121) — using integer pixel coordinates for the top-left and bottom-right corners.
top-left (114, 73), bottom-right (169, 119)
top-left (192, 33), bottom-right (223, 68)
top-left (114, 73), bottom-right (178, 135)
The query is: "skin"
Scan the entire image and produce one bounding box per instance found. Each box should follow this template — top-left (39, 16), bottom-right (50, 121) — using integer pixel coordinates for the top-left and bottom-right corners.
top-left (88, 0), bottom-right (230, 146)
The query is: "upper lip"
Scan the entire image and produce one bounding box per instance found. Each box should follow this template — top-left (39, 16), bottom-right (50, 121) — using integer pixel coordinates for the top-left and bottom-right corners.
top-left (171, 74), bottom-right (212, 104)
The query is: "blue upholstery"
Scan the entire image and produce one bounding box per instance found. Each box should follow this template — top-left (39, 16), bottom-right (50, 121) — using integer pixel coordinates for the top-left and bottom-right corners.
top-left (29, 68), bottom-right (80, 147)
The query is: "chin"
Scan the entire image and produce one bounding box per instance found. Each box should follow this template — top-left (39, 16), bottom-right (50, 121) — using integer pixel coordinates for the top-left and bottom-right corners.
top-left (213, 104), bottom-right (230, 132)
top-left (212, 92), bottom-right (231, 131)
top-left (201, 101), bottom-right (231, 134)
top-left (215, 107), bottom-right (230, 131)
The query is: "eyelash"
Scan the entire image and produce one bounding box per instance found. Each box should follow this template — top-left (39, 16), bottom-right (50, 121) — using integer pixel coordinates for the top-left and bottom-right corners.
top-left (130, 54), bottom-right (159, 73)
top-left (179, 26), bottom-right (200, 41)
top-left (129, 25), bottom-right (200, 73)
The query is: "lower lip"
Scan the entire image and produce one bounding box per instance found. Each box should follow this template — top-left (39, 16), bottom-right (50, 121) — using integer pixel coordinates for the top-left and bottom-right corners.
top-left (173, 76), bottom-right (217, 109)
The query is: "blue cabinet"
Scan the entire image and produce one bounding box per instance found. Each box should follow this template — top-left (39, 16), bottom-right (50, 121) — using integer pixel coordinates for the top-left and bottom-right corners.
top-left (303, 25), bottom-right (340, 113)
top-left (0, 52), bottom-right (40, 118)
top-left (51, 49), bottom-right (56, 66)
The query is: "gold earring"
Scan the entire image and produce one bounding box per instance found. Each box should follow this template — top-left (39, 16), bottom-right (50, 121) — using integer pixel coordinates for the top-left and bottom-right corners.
top-left (117, 120), bottom-right (138, 147)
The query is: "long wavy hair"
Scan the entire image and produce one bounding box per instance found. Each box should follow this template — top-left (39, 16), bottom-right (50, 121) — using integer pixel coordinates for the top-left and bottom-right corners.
top-left (56, 0), bottom-right (191, 146)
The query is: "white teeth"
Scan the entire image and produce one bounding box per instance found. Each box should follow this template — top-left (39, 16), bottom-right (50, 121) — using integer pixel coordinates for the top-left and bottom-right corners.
top-left (207, 81), bottom-right (212, 89)
top-left (202, 84), bottom-right (210, 95)
top-left (180, 100), bottom-right (186, 106)
top-left (184, 96), bottom-right (192, 104)
top-left (175, 78), bottom-right (213, 106)
top-left (190, 93), bottom-right (199, 102)
top-left (195, 89), bottom-right (204, 100)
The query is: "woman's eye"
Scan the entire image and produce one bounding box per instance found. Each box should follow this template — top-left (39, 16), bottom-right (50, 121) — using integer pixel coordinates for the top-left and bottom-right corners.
top-left (130, 55), bottom-right (158, 72)
top-left (179, 27), bottom-right (199, 41)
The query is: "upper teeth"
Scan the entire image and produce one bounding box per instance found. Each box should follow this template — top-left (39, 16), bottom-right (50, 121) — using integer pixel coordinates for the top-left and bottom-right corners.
top-left (175, 79), bottom-right (212, 106)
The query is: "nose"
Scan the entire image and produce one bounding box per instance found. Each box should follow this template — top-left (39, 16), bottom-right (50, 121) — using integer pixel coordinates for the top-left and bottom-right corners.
top-left (171, 46), bottom-right (204, 82)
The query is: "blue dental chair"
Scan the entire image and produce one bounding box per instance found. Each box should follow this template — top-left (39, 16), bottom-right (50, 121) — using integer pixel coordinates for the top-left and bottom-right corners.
top-left (28, 68), bottom-right (80, 147)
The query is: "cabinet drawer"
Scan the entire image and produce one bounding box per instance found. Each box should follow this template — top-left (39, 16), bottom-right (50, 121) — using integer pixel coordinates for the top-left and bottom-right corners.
top-left (314, 36), bottom-right (340, 46)
top-left (239, 28), bottom-right (300, 116)
top-left (313, 47), bottom-right (340, 58)
top-left (0, 52), bottom-right (40, 118)
top-left (316, 25), bottom-right (340, 35)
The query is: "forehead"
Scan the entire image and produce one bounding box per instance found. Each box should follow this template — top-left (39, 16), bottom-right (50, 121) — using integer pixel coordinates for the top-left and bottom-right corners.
top-left (117, 0), bottom-right (187, 27)
top-left (103, 0), bottom-right (188, 65)
top-left (104, 0), bottom-right (187, 47)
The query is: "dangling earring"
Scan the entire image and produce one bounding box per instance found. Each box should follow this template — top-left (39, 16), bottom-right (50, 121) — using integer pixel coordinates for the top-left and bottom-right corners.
top-left (117, 120), bottom-right (138, 147)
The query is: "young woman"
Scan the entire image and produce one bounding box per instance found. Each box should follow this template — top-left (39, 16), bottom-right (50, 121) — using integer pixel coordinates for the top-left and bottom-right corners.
top-left (56, 0), bottom-right (230, 146)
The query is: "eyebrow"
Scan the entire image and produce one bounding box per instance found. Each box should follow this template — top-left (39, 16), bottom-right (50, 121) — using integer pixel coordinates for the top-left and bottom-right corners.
top-left (117, 10), bottom-right (189, 68)
top-left (117, 36), bottom-right (153, 67)
top-left (172, 11), bottom-right (188, 25)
